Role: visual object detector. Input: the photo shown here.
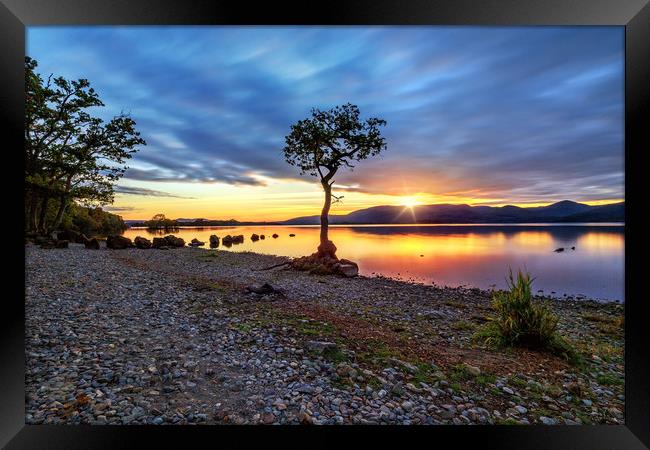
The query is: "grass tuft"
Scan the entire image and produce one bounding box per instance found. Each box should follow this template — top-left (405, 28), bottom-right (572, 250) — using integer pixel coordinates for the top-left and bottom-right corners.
top-left (474, 268), bottom-right (579, 363)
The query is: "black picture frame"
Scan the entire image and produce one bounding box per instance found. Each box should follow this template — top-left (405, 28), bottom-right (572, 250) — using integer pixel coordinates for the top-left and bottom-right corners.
top-left (2, 0), bottom-right (648, 448)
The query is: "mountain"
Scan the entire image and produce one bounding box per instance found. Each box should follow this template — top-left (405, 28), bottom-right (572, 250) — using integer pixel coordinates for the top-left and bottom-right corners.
top-left (282, 201), bottom-right (624, 225)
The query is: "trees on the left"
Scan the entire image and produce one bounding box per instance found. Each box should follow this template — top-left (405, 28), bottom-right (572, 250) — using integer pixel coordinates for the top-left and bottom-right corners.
top-left (25, 57), bottom-right (146, 234)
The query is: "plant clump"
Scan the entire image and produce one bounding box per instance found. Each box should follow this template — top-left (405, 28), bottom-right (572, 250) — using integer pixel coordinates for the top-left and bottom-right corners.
top-left (475, 269), bottom-right (578, 362)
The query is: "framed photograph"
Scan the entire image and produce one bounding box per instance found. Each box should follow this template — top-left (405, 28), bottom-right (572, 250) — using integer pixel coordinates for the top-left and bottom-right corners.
top-left (3, 0), bottom-right (648, 448)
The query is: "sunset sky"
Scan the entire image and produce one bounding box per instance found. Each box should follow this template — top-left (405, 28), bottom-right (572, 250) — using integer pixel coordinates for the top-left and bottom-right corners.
top-left (27, 26), bottom-right (624, 221)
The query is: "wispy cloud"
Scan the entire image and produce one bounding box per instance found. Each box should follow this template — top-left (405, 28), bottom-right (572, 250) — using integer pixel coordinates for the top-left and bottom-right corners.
top-left (114, 186), bottom-right (196, 199)
top-left (28, 26), bottom-right (624, 204)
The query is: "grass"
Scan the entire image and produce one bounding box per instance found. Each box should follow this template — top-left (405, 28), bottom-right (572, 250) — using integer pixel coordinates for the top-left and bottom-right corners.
top-left (596, 373), bottom-right (624, 386)
top-left (474, 268), bottom-right (579, 363)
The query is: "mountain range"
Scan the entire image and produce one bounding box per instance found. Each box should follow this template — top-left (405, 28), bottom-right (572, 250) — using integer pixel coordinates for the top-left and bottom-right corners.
top-left (281, 200), bottom-right (624, 225)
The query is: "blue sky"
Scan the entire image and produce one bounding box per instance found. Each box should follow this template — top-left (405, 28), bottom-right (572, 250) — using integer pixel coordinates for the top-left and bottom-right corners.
top-left (27, 26), bottom-right (624, 220)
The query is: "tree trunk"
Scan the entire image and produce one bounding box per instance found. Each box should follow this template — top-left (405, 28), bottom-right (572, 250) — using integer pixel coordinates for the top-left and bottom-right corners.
top-left (27, 191), bottom-right (39, 233)
top-left (37, 196), bottom-right (50, 233)
top-left (50, 195), bottom-right (68, 233)
top-left (316, 180), bottom-right (337, 258)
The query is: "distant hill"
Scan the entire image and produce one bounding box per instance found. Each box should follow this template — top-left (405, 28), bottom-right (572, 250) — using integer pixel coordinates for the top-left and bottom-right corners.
top-left (282, 201), bottom-right (624, 225)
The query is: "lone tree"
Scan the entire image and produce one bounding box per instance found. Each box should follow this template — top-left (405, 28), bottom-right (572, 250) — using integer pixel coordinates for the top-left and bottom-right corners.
top-left (283, 103), bottom-right (387, 258)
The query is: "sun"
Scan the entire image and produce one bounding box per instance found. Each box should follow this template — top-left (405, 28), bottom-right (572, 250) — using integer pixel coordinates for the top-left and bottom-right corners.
top-left (400, 197), bottom-right (421, 208)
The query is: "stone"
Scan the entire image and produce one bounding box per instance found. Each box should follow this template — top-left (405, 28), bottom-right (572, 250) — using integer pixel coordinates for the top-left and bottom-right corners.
top-left (251, 234), bottom-right (259, 241)
top-left (134, 236), bottom-right (152, 249)
top-left (289, 234), bottom-right (296, 237)
top-left (209, 235), bottom-right (220, 248)
top-left (272, 234), bottom-right (279, 239)
top-left (55, 240), bottom-right (69, 248)
top-left (189, 238), bottom-right (205, 247)
top-left (246, 283), bottom-right (280, 296)
top-left (502, 387), bottom-right (514, 395)
top-left (539, 416), bottom-right (557, 425)
top-left (305, 341), bottom-right (337, 354)
top-left (464, 364), bottom-right (481, 377)
top-left (84, 237), bottom-right (100, 249)
top-left (106, 235), bottom-right (134, 249)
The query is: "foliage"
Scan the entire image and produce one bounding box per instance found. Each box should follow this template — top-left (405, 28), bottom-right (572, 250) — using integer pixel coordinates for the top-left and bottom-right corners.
top-left (474, 269), bottom-right (578, 362)
top-left (25, 57), bottom-right (145, 234)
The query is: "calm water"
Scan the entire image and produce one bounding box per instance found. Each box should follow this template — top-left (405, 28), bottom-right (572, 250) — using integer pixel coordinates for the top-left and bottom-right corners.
top-left (123, 224), bottom-right (624, 301)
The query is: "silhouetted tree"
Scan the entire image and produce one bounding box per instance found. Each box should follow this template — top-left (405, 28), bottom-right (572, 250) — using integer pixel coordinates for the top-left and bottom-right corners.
top-left (283, 103), bottom-right (386, 257)
top-left (25, 57), bottom-right (145, 234)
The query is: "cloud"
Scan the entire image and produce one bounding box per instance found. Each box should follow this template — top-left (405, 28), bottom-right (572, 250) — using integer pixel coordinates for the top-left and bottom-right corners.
top-left (102, 205), bottom-right (140, 212)
top-left (27, 26), bottom-right (624, 203)
top-left (114, 185), bottom-right (196, 199)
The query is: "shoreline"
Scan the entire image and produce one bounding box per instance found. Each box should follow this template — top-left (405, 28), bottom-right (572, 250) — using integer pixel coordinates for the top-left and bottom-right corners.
top-left (25, 244), bottom-right (624, 425)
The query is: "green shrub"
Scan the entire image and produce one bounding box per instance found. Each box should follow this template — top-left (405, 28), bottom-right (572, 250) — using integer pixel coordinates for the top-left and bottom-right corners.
top-left (475, 269), bottom-right (578, 362)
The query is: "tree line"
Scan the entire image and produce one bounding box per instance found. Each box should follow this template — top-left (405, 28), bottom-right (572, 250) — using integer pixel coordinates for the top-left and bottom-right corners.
top-left (25, 57), bottom-right (145, 236)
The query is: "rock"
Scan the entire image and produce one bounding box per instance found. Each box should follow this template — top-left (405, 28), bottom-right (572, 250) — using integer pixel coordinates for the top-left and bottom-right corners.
top-left (84, 238), bottom-right (100, 250)
top-left (539, 416), bottom-right (557, 425)
top-left (401, 401), bottom-right (414, 412)
top-left (134, 236), bottom-right (152, 249)
top-left (298, 411), bottom-right (313, 424)
top-left (55, 240), bottom-right (69, 248)
top-left (250, 234), bottom-right (259, 241)
top-left (189, 238), bottom-right (205, 247)
top-left (565, 382), bottom-right (582, 396)
top-left (464, 364), bottom-right (481, 377)
top-left (261, 412), bottom-right (275, 424)
top-left (554, 247), bottom-right (565, 253)
top-left (272, 234), bottom-right (279, 239)
top-left (106, 235), bottom-right (134, 249)
top-left (305, 341), bottom-right (337, 354)
top-left (209, 235), bottom-right (219, 248)
top-left (56, 230), bottom-right (84, 243)
top-left (502, 387), bottom-right (514, 395)
top-left (515, 405), bottom-right (528, 414)
top-left (39, 240), bottom-right (56, 249)
top-left (164, 235), bottom-right (185, 248)
top-left (260, 235), bottom-right (265, 240)
top-left (389, 358), bottom-right (419, 374)
top-left (246, 283), bottom-right (280, 296)
top-left (582, 399), bottom-right (593, 407)
top-left (289, 234), bottom-right (296, 237)
top-left (336, 260), bottom-right (359, 277)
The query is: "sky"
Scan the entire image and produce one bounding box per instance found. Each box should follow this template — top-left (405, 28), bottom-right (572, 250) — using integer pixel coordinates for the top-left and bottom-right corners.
top-left (27, 26), bottom-right (624, 221)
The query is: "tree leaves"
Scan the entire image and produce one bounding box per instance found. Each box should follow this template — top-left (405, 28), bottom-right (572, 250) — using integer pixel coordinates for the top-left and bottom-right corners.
top-left (282, 103), bottom-right (387, 182)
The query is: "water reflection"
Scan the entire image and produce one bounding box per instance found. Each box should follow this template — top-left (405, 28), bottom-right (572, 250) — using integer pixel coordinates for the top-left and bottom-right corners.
top-left (123, 224), bottom-right (624, 301)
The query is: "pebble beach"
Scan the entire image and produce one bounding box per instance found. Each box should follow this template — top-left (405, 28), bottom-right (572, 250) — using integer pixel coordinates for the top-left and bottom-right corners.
top-left (25, 243), bottom-right (625, 425)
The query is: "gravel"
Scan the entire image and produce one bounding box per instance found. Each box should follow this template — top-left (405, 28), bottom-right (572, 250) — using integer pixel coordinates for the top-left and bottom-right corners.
top-left (25, 243), bottom-right (625, 425)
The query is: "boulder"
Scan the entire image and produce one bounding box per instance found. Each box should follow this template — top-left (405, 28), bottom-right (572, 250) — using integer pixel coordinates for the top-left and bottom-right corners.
top-left (250, 233), bottom-right (259, 241)
top-left (260, 234), bottom-right (265, 240)
top-left (39, 241), bottom-right (56, 249)
top-left (289, 233), bottom-right (296, 237)
top-left (106, 235), bottom-right (134, 249)
top-left (272, 233), bottom-right (279, 239)
top-left (134, 236), bottom-right (152, 249)
top-left (163, 235), bottom-right (185, 248)
top-left (56, 230), bottom-right (84, 243)
top-left (189, 238), bottom-right (205, 247)
top-left (84, 238), bottom-right (100, 250)
top-left (152, 237), bottom-right (166, 248)
top-left (209, 235), bottom-right (220, 248)
top-left (334, 259), bottom-right (359, 277)
top-left (222, 235), bottom-right (233, 247)
top-left (55, 240), bottom-right (69, 249)
top-left (232, 234), bottom-right (244, 244)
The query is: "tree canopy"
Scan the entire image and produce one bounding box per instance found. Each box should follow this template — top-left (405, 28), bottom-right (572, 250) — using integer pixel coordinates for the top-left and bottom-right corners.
top-left (25, 57), bottom-right (146, 234)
